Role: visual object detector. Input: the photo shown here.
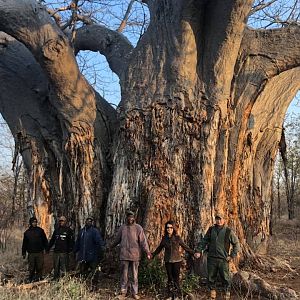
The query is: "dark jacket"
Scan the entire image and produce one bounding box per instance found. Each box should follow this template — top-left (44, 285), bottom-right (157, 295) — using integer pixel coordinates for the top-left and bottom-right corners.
top-left (111, 223), bottom-right (150, 261)
top-left (74, 226), bottom-right (105, 263)
top-left (198, 225), bottom-right (240, 260)
top-left (152, 234), bottom-right (195, 263)
top-left (48, 226), bottom-right (74, 253)
top-left (22, 226), bottom-right (48, 255)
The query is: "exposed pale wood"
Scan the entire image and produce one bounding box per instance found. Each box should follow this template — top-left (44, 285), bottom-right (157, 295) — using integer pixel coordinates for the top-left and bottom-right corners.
top-left (0, 0), bottom-right (300, 274)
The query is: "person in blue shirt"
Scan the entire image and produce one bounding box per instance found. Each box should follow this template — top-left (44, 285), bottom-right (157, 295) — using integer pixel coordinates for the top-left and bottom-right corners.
top-left (74, 217), bottom-right (105, 278)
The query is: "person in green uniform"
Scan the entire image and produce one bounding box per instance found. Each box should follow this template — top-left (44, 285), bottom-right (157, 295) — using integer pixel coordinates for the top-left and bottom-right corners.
top-left (198, 213), bottom-right (240, 300)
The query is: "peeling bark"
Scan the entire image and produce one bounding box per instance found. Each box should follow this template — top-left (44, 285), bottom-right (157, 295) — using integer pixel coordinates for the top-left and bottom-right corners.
top-left (0, 0), bottom-right (300, 268)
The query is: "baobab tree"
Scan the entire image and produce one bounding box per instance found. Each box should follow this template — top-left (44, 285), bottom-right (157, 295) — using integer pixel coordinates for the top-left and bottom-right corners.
top-left (0, 0), bottom-right (299, 261)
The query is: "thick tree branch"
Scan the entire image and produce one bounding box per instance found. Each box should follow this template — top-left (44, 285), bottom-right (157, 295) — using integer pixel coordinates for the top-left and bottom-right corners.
top-left (74, 25), bottom-right (133, 79)
top-left (200, 0), bottom-right (253, 115)
top-left (244, 26), bottom-right (300, 75)
top-left (0, 0), bottom-right (96, 128)
top-left (0, 32), bottom-right (60, 168)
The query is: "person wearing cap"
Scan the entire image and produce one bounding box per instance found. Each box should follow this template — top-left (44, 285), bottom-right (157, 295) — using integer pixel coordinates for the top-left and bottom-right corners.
top-left (47, 216), bottom-right (74, 280)
top-left (198, 213), bottom-right (240, 300)
top-left (74, 217), bottom-right (105, 279)
top-left (22, 217), bottom-right (48, 282)
top-left (109, 210), bottom-right (151, 300)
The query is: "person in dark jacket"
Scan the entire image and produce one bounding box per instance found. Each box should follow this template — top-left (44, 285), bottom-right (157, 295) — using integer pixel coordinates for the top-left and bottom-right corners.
top-left (22, 216), bottom-right (48, 282)
top-left (198, 213), bottom-right (240, 300)
top-left (47, 216), bottom-right (74, 280)
top-left (152, 220), bottom-right (200, 299)
top-left (74, 217), bottom-right (105, 278)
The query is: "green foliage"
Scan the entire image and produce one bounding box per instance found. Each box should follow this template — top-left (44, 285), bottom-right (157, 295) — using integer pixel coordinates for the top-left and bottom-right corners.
top-left (138, 257), bottom-right (166, 292)
top-left (181, 274), bottom-right (200, 294)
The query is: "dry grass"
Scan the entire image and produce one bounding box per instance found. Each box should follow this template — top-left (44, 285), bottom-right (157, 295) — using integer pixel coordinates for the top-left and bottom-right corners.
top-left (1, 220), bottom-right (300, 299)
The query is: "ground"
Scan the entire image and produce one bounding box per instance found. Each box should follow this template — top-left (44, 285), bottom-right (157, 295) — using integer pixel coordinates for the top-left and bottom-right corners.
top-left (0, 218), bottom-right (299, 299)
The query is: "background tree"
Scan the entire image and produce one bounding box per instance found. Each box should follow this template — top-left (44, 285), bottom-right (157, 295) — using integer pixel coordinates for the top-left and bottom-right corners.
top-left (0, 0), bottom-right (299, 260)
top-left (0, 121), bottom-right (28, 249)
top-left (273, 112), bottom-right (300, 221)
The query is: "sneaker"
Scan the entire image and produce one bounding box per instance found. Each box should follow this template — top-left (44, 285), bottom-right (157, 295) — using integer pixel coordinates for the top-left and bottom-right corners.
top-left (117, 290), bottom-right (126, 300)
top-left (133, 295), bottom-right (140, 299)
top-left (210, 289), bottom-right (217, 299)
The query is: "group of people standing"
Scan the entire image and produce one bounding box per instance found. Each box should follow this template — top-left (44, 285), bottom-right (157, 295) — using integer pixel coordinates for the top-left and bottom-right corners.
top-left (22, 216), bottom-right (104, 282)
top-left (22, 211), bottom-right (240, 300)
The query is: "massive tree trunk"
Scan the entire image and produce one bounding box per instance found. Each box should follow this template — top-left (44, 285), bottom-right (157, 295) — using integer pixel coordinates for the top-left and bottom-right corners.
top-left (0, 0), bottom-right (300, 259)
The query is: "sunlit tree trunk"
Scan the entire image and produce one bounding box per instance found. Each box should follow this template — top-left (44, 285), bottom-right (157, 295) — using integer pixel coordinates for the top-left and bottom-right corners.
top-left (0, 0), bottom-right (300, 257)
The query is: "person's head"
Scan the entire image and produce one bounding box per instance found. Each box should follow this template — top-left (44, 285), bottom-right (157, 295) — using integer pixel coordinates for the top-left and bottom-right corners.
top-left (58, 216), bottom-right (67, 226)
top-left (164, 220), bottom-right (177, 236)
top-left (215, 213), bottom-right (225, 226)
top-left (126, 211), bottom-right (135, 225)
top-left (85, 217), bottom-right (93, 228)
top-left (29, 217), bottom-right (38, 227)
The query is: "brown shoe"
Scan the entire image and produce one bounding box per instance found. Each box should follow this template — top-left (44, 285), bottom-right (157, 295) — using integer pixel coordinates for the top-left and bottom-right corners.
top-left (210, 289), bottom-right (217, 299)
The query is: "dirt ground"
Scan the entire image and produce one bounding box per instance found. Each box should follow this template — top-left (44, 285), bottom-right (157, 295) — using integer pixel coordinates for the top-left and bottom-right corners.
top-left (262, 218), bottom-right (300, 296)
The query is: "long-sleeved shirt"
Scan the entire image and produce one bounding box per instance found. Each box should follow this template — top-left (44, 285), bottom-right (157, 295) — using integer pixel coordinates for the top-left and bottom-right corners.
top-left (152, 234), bottom-right (195, 263)
top-left (111, 223), bottom-right (150, 261)
top-left (22, 226), bottom-right (48, 255)
top-left (48, 226), bottom-right (74, 253)
top-left (198, 225), bottom-right (240, 260)
top-left (74, 226), bottom-right (105, 263)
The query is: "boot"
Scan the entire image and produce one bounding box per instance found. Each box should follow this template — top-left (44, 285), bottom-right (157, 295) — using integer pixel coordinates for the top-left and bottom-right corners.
top-left (224, 291), bottom-right (231, 300)
top-left (210, 289), bottom-right (217, 300)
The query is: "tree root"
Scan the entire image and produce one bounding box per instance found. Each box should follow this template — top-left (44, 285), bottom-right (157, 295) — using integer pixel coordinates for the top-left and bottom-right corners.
top-left (242, 254), bottom-right (297, 274)
top-left (233, 270), bottom-right (298, 299)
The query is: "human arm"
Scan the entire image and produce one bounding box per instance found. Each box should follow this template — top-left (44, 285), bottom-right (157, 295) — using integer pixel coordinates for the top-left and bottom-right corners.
top-left (109, 227), bottom-right (122, 249)
top-left (22, 233), bottom-right (27, 258)
top-left (41, 229), bottom-right (48, 251)
top-left (152, 238), bottom-right (165, 258)
top-left (198, 227), bottom-right (212, 252)
top-left (93, 228), bottom-right (106, 250)
top-left (178, 236), bottom-right (195, 256)
top-left (73, 230), bottom-right (81, 254)
top-left (229, 230), bottom-right (240, 258)
top-left (47, 230), bottom-right (56, 252)
top-left (138, 227), bottom-right (151, 257)
top-left (67, 228), bottom-right (75, 253)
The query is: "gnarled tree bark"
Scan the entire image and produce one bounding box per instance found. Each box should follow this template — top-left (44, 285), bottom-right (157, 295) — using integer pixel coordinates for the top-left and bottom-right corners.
top-left (0, 0), bottom-right (299, 260)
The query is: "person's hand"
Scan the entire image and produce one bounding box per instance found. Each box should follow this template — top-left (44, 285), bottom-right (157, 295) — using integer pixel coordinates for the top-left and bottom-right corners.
top-left (147, 252), bottom-right (152, 260)
top-left (194, 252), bottom-right (201, 259)
top-left (226, 256), bottom-right (232, 262)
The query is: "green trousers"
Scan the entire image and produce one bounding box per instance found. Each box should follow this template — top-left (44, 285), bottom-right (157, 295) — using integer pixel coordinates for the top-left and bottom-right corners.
top-left (207, 257), bottom-right (231, 291)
